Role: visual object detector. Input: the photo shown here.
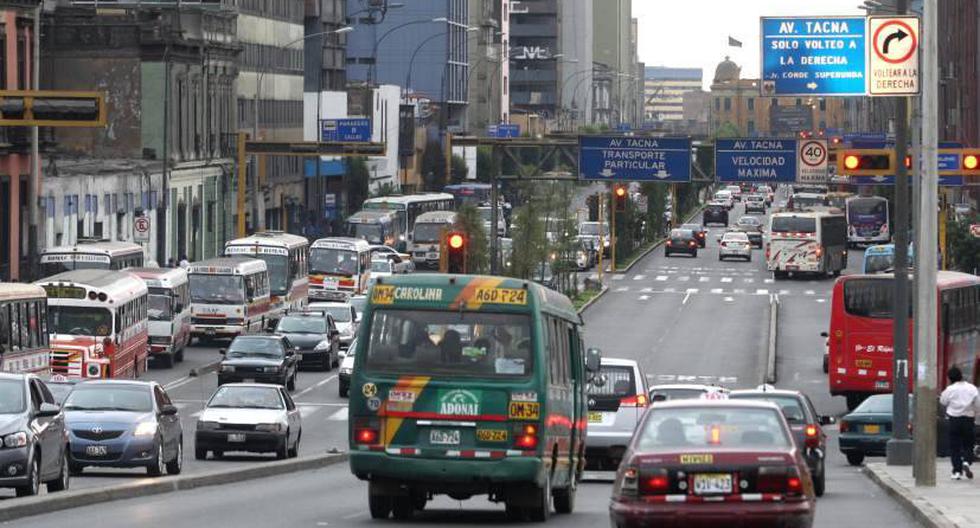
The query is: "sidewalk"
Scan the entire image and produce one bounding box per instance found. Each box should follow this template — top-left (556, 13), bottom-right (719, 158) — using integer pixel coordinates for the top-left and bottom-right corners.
top-left (865, 461), bottom-right (980, 528)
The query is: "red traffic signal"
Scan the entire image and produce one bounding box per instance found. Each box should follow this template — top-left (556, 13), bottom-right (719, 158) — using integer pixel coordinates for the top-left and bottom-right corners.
top-left (446, 231), bottom-right (467, 274)
top-left (614, 185), bottom-right (628, 212)
top-left (962, 152), bottom-right (980, 174)
top-left (837, 149), bottom-right (894, 175)
top-left (448, 232), bottom-right (465, 250)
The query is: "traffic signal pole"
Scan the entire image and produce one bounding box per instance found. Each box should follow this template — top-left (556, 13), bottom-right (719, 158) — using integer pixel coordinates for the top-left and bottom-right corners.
top-left (886, 0), bottom-right (913, 468)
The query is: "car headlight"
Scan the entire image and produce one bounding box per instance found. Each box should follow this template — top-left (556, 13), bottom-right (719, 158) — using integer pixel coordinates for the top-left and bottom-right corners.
top-left (197, 420), bottom-right (219, 431)
top-left (255, 423), bottom-right (282, 433)
top-left (133, 421), bottom-right (158, 437)
top-left (341, 326), bottom-right (353, 336)
top-left (2, 431), bottom-right (28, 448)
top-left (314, 340), bottom-right (332, 351)
top-left (263, 366), bottom-right (281, 373)
top-left (221, 365), bottom-right (235, 373)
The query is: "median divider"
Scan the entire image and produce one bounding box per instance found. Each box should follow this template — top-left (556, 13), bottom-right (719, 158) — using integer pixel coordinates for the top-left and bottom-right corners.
top-left (0, 452), bottom-right (348, 522)
top-left (766, 293), bottom-right (780, 384)
top-left (618, 204), bottom-right (707, 273)
top-left (576, 285), bottom-right (609, 315)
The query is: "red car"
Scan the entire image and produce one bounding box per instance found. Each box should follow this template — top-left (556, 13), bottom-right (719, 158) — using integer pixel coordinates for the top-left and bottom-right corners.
top-left (609, 400), bottom-right (816, 528)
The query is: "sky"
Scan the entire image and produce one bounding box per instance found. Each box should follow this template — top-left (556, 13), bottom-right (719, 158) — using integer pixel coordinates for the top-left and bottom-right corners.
top-left (634, 0), bottom-right (865, 89)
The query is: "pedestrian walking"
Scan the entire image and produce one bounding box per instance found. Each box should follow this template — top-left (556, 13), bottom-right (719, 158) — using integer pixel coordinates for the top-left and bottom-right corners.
top-left (178, 254), bottom-right (190, 269)
top-left (939, 366), bottom-right (980, 480)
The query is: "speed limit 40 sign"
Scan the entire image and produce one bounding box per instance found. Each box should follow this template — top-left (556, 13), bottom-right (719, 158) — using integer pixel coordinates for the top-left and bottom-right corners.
top-left (797, 139), bottom-right (829, 184)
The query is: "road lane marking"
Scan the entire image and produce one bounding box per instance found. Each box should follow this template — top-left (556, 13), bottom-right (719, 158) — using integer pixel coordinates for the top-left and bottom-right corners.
top-left (724, 297), bottom-right (734, 302)
top-left (641, 287), bottom-right (653, 293)
top-left (756, 289), bottom-right (769, 295)
top-left (164, 375), bottom-right (196, 391)
top-left (633, 275), bottom-right (645, 281)
top-left (615, 286), bottom-right (629, 292)
top-left (816, 298), bottom-right (827, 303)
top-left (721, 277), bottom-right (733, 283)
top-left (682, 292), bottom-right (691, 305)
top-left (710, 288), bottom-right (724, 294)
top-left (699, 276), bottom-right (711, 282)
top-left (805, 290), bottom-right (816, 296)
top-left (639, 295), bottom-right (650, 301)
top-left (779, 290), bottom-right (791, 295)
top-left (655, 276), bottom-right (668, 281)
top-left (612, 275), bottom-right (626, 281)
top-left (663, 288), bottom-right (676, 293)
top-left (743, 278), bottom-right (755, 283)
top-left (764, 279), bottom-right (775, 284)
top-left (733, 289), bottom-right (746, 294)
top-left (677, 276), bottom-right (690, 282)
top-left (294, 374), bottom-right (338, 399)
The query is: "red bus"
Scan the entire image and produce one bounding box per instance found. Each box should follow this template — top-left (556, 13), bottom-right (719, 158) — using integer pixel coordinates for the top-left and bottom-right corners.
top-left (827, 271), bottom-right (980, 410)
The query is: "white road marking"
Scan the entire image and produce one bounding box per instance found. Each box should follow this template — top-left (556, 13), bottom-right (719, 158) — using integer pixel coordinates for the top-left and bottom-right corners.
top-left (816, 299), bottom-right (827, 303)
top-left (328, 408), bottom-right (349, 421)
top-left (341, 511), bottom-right (369, 521)
top-left (633, 275), bottom-right (645, 281)
top-left (641, 287), bottom-right (654, 293)
top-left (655, 275), bottom-right (669, 281)
top-left (743, 278), bottom-right (755, 283)
top-left (724, 297), bottom-right (735, 302)
top-left (733, 289), bottom-right (746, 294)
top-left (677, 276), bottom-right (690, 282)
top-left (779, 290), bottom-right (791, 296)
top-left (612, 275), bottom-right (626, 281)
top-left (164, 375), bottom-right (196, 391)
top-left (805, 290), bottom-right (816, 296)
top-left (663, 288), bottom-right (676, 293)
top-left (299, 405), bottom-right (321, 419)
top-left (615, 286), bottom-right (629, 292)
top-left (756, 289), bottom-right (769, 295)
top-left (721, 277), bottom-right (733, 283)
top-left (764, 278), bottom-right (775, 284)
top-left (682, 292), bottom-right (692, 305)
top-left (710, 288), bottom-right (724, 294)
top-left (699, 276), bottom-right (711, 282)
top-left (639, 295), bottom-right (650, 301)
top-left (294, 374), bottom-right (338, 398)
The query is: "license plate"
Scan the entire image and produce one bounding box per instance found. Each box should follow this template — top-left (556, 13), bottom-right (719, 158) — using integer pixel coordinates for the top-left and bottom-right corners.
top-left (206, 329), bottom-right (216, 336)
top-left (476, 429), bottom-right (507, 442)
top-left (786, 265), bottom-right (799, 271)
top-left (427, 252), bottom-right (439, 259)
top-left (875, 381), bottom-right (890, 390)
top-left (227, 433), bottom-right (247, 443)
top-left (588, 411), bottom-right (603, 424)
top-left (85, 445), bottom-right (107, 456)
top-left (693, 473), bottom-right (733, 495)
top-left (429, 429), bottom-right (460, 445)
top-left (864, 424), bottom-right (881, 434)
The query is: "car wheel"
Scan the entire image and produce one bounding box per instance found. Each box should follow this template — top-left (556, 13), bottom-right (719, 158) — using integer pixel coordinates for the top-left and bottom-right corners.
top-left (526, 471), bottom-right (552, 522)
top-left (147, 441), bottom-right (166, 476)
top-left (339, 383), bottom-right (349, 398)
top-left (814, 460), bottom-right (826, 497)
top-left (47, 452), bottom-right (70, 493)
top-left (15, 456), bottom-right (40, 497)
top-left (166, 440), bottom-right (183, 475)
top-left (68, 459), bottom-right (84, 476)
top-left (176, 346), bottom-right (185, 363)
top-left (368, 482), bottom-right (393, 519)
top-left (288, 431), bottom-right (301, 458)
top-left (160, 352), bottom-right (174, 368)
top-left (846, 452), bottom-right (865, 466)
top-left (276, 434), bottom-right (289, 460)
top-left (195, 446), bottom-right (208, 461)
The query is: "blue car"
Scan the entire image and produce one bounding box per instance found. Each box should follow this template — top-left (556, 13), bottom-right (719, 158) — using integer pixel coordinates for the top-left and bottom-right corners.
top-left (838, 393), bottom-right (912, 466)
top-left (62, 380), bottom-right (183, 476)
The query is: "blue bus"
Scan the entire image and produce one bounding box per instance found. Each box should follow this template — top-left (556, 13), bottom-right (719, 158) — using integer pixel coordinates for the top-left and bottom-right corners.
top-left (861, 244), bottom-right (939, 274)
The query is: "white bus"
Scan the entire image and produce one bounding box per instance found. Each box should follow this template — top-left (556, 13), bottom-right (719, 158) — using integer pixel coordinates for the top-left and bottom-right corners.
top-left (766, 212), bottom-right (848, 279)
top-left (846, 196), bottom-right (890, 246)
top-left (346, 210), bottom-right (402, 248)
top-left (36, 270), bottom-right (149, 379)
top-left (362, 193), bottom-right (455, 250)
top-left (309, 238), bottom-right (372, 301)
top-left (225, 231), bottom-right (309, 314)
top-left (129, 267), bottom-right (191, 368)
top-left (188, 257), bottom-right (272, 341)
top-left (39, 240), bottom-right (145, 279)
top-left (408, 211), bottom-right (457, 268)
top-left (0, 283), bottom-right (50, 375)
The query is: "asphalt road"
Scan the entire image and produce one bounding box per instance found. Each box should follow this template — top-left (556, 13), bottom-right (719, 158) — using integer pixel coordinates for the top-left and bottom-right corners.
top-left (5, 190), bottom-right (923, 527)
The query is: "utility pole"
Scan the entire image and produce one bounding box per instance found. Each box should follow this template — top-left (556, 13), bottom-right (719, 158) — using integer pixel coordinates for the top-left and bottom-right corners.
top-left (886, 0), bottom-right (913, 467)
top-left (914, 0), bottom-right (939, 487)
top-left (597, 194), bottom-right (604, 283)
top-left (27, 4), bottom-right (40, 279)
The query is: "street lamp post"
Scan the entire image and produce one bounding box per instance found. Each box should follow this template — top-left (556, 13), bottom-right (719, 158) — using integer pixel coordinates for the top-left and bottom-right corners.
top-left (406, 27), bottom-right (479, 92)
top-left (369, 17), bottom-right (448, 86)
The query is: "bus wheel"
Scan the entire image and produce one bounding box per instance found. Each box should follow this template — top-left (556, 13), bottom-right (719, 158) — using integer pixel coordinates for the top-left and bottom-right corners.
top-left (391, 496), bottom-right (414, 520)
top-left (161, 352), bottom-right (175, 369)
top-left (553, 478), bottom-right (576, 514)
top-left (504, 503), bottom-right (524, 521)
top-left (526, 473), bottom-right (552, 522)
top-left (845, 394), bottom-right (865, 411)
top-left (368, 482), bottom-right (392, 520)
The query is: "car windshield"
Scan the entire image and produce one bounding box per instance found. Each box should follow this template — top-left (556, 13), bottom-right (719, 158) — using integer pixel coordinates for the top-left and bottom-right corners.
top-left (366, 310), bottom-right (533, 379)
top-left (276, 317), bottom-right (326, 334)
top-left (636, 407), bottom-right (791, 451)
top-left (227, 338), bottom-right (284, 359)
top-left (189, 274), bottom-right (245, 305)
top-left (414, 223), bottom-right (446, 243)
top-left (864, 253), bottom-right (895, 274)
top-left (207, 385), bottom-right (283, 410)
top-left (738, 217), bottom-right (761, 226)
top-left (63, 385), bottom-right (153, 412)
top-left (771, 217), bottom-right (816, 233)
top-left (370, 260), bottom-right (392, 273)
top-left (729, 394), bottom-right (808, 424)
top-left (311, 305), bottom-right (352, 322)
top-left (0, 379), bottom-right (25, 413)
top-left (47, 306), bottom-right (113, 336)
top-left (310, 248), bottom-right (359, 276)
top-left (588, 365), bottom-right (636, 397)
top-left (45, 383), bottom-right (75, 406)
top-left (670, 229), bottom-right (693, 239)
top-left (148, 293), bottom-right (172, 321)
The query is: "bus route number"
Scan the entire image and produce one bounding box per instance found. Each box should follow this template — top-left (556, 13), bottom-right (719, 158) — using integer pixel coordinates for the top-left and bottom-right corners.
top-left (508, 401), bottom-right (540, 420)
top-left (475, 288), bottom-right (527, 306)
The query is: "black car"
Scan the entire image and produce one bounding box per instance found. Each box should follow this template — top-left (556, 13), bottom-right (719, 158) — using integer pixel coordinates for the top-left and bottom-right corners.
top-left (729, 387), bottom-right (834, 497)
top-left (0, 373), bottom-right (70, 496)
top-left (218, 336), bottom-right (300, 391)
top-left (733, 215), bottom-right (765, 248)
top-left (273, 312), bottom-right (340, 371)
top-left (680, 223), bottom-right (707, 248)
top-left (664, 229), bottom-right (698, 257)
top-left (703, 203), bottom-right (729, 227)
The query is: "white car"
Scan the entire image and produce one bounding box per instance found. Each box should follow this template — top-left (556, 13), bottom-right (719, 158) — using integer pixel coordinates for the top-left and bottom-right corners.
top-left (713, 191), bottom-right (734, 210)
top-left (718, 231), bottom-right (752, 262)
top-left (195, 383), bottom-right (301, 460)
top-left (725, 185), bottom-right (743, 201)
top-left (648, 384), bottom-right (731, 402)
top-left (308, 302), bottom-right (358, 349)
top-left (338, 342), bottom-right (356, 398)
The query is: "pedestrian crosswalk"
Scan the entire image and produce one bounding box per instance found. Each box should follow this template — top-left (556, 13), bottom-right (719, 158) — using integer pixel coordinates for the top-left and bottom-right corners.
top-left (610, 286), bottom-right (828, 299)
top-left (173, 400), bottom-right (350, 421)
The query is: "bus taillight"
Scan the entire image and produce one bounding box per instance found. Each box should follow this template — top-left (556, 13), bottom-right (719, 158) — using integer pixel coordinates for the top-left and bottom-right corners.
top-left (515, 424), bottom-right (538, 450)
top-left (353, 417), bottom-right (381, 445)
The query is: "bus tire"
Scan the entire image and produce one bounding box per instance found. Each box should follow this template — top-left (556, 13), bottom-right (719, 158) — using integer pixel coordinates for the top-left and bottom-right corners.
top-left (391, 496), bottom-right (414, 520)
top-left (160, 352), bottom-right (174, 369)
top-left (368, 482), bottom-right (392, 519)
top-left (526, 472), bottom-right (552, 522)
top-left (553, 479), bottom-right (576, 514)
top-left (176, 346), bottom-right (185, 363)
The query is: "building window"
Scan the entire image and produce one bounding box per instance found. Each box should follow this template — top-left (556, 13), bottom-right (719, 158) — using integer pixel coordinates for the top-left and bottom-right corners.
top-left (771, 98), bottom-right (778, 107)
top-left (819, 99), bottom-right (826, 111)
top-left (723, 98), bottom-right (731, 111)
top-left (747, 98), bottom-right (754, 111)
top-left (747, 120), bottom-right (755, 134)
top-left (715, 98), bottom-right (721, 111)
top-left (795, 98), bottom-right (801, 106)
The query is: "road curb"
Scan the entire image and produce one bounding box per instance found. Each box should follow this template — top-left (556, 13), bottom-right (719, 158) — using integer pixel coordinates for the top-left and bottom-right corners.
top-left (0, 452), bottom-right (349, 522)
top-left (576, 285), bottom-right (609, 315)
top-left (618, 204), bottom-right (707, 273)
top-left (766, 293), bottom-right (779, 384)
top-left (190, 360), bottom-right (222, 377)
top-left (863, 463), bottom-right (958, 528)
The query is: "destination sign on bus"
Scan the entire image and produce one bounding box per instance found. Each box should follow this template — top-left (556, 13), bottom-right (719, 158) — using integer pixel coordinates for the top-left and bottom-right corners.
top-left (40, 254), bottom-right (111, 263)
top-left (225, 245), bottom-right (288, 256)
top-left (41, 285), bottom-right (87, 299)
top-left (371, 285), bottom-right (445, 305)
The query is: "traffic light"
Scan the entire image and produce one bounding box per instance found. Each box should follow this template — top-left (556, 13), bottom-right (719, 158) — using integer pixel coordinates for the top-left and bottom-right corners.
top-left (837, 149), bottom-right (895, 176)
top-left (961, 150), bottom-right (980, 175)
top-left (613, 185), bottom-right (628, 212)
top-left (446, 231), bottom-right (467, 274)
top-left (0, 90), bottom-right (106, 127)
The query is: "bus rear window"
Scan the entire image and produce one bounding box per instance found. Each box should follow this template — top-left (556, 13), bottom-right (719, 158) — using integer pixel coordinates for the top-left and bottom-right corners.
top-left (771, 217), bottom-right (816, 233)
top-left (843, 279), bottom-right (912, 318)
top-left (365, 310), bottom-right (533, 378)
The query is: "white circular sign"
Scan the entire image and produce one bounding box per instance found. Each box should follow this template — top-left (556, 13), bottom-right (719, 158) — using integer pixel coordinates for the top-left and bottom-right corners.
top-left (134, 217), bottom-right (150, 233)
top-left (800, 140), bottom-right (828, 167)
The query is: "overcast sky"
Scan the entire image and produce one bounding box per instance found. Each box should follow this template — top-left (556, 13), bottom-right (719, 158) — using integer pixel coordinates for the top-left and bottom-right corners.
top-left (634, 0), bottom-right (865, 88)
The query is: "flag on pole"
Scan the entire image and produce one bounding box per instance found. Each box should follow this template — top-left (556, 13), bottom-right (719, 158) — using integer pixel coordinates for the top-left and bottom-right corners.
top-left (728, 36), bottom-right (743, 48)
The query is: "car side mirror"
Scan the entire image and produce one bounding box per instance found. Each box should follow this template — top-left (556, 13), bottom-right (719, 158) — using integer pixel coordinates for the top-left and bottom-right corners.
top-left (37, 402), bottom-right (60, 418)
top-left (819, 415), bottom-right (836, 426)
top-left (219, 348), bottom-right (226, 356)
top-left (585, 347), bottom-right (601, 373)
top-left (160, 404), bottom-right (179, 416)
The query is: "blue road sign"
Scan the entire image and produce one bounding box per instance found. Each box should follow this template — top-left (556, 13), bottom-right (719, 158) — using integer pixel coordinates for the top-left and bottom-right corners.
top-left (616, 123), bottom-right (631, 133)
top-left (716, 139), bottom-right (798, 183)
top-left (843, 132), bottom-right (887, 144)
top-left (321, 118), bottom-right (372, 142)
top-left (761, 17), bottom-right (868, 96)
top-left (938, 152), bottom-right (960, 172)
top-left (487, 123), bottom-right (520, 138)
top-left (579, 136), bottom-right (691, 182)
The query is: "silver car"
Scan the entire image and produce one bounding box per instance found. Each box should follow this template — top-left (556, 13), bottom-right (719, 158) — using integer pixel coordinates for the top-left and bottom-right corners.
top-left (195, 384), bottom-right (301, 460)
top-left (308, 302), bottom-right (359, 349)
top-left (718, 231), bottom-right (752, 262)
top-left (585, 357), bottom-right (648, 470)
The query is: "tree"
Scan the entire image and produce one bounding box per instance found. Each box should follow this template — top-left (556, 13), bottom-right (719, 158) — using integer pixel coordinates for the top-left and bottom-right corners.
top-left (420, 140), bottom-right (447, 191)
top-left (347, 157), bottom-right (370, 213)
top-left (452, 205), bottom-right (489, 274)
top-left (640, 182), bottom-right (667, 238)
top-left (450, 154), bottom-right (468, 183)
top-left (714, 121), bottom-right (740, 139)
top-left (947, 218), bottom-right (980, 274)
top-left (508, 203), bottom-right (548, 279)
top-left (476, 146), bottom-right (497, 183)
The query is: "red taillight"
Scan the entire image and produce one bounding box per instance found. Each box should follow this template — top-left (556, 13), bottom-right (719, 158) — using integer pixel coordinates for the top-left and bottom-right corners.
top-left (620, 394), bottom-right (648, 408)
top-left (787, 476), bottom-right (802, 493)
top-left (804, 424), bottom-right (820, 448)
top-left (757, 467), bottom-right (802, 495)
top-left (688, 241), bottom-right (696, 248)
top-left (639, 469), bottom-right (670, 495)
top-left (839, 421), bottom-right (850, 433)
top-left (339, 279), bottom-right (355, 287)
top-left (666, 240), bottom-right (672, 246)
top-left (354, 426), bottom-right (379, 445)
top-left (515, 424), bottom-right (538, 450)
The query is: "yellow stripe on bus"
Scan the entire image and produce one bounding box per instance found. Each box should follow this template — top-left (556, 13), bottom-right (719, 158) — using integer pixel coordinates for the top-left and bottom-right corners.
top-left (383, 375), bottom-right (431, 447)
